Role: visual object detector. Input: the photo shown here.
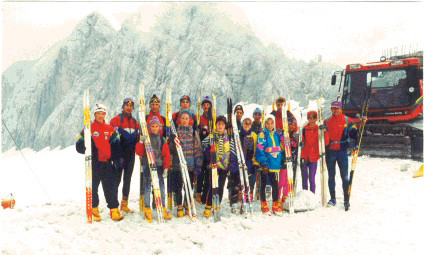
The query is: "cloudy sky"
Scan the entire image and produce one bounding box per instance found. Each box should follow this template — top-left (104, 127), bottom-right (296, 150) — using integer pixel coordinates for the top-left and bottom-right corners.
top-left (2, 0), bottom-right (423, 71)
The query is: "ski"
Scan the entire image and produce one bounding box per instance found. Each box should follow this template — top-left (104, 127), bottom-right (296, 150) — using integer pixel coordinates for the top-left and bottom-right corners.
top-left (209, 93), bottom-right (220, 222)
top-left (294, 111), bottom-right (304, 194)
top-left (281, 102), bottom-right (295, 214)
top-left (346, 88), bottom-right (371, 211)
top-left (317, 98), bottom-right (328, 207)
top-left (229, 98), bottom-right (253, 217)
top-left (83, 89), bottom-right (92, 224)
top-left (138, 82), bottom-right (164, 223)
top-left (165, 87), bottom-right (173, 211)
top-left (167, 86), bottom-right (198, 221)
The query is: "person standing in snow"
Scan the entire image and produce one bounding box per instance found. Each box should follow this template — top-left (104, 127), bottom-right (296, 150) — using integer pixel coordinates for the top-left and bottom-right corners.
top-left (300, 110), bottom-right (329, 193)
top-left (110, 98), bottom-right (139, 214)
top-left (135, 116), bottom-right (172, 222)
top-left (234, 105), bottom-right (244, 131)
top-left (255, 115), bottom-right (284, 216)
top-left (324, 101), bottom-right (358, 209)
top-left (168, 111), bottom-right (203, 217)
top-left (201, 115), bottom-right (237, 218)
top-left (251, 107), bottom-right (263, 134)
top-left (172, 95), bottom-right (198, 131)
top-left (76, 103), bottom-right (124, 222)
top-left (195, 96), bottom-right (213, 204)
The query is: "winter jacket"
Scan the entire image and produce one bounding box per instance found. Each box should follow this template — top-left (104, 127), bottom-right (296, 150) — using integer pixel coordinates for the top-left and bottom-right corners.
top-left (301, 124), bottom-right (329, 162)
top-left (255, 128), bottom-right (283, 172)
top-left (168, 126), bottom-right (203, 171)
top-left (271, 110), bottom-right (298, 133)
top-left (239, 129), bottom-right (259, 174)
top-left (110, 113), bottom-right (139, 156)
top-left (145, 111), bottom-right (166, 137)
top-left (202, 132), bottom-right (237, 172)
top-left (135, 133), bottom-right (171, 169)
top-left (198, 113), bottom-right (210, 141)
top-left (251, 122), bottom-right (263, 135)
top-left (325, 114), bottom-right (358, 151)
top-left (76, 121), bottom-right (120, 162)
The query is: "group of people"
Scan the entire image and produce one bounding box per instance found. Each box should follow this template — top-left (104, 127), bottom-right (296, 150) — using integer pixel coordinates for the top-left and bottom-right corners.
top-left (76, 94), bottom-right (358, 222)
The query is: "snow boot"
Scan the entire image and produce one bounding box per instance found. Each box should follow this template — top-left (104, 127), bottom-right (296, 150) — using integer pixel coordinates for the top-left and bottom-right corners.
top-left (144, 208), bottom-right (153, 223)
top-left (110, 208), bottom-right (124, 221)
top-left (195, 193), bottom-right (202, 204)
top-left (120, 199), bottom-right (134, 214)
top-left (203, 206), bottom-right (212, 218)
top-left (327, 199), bottom-right (336, 207)
top-left (139, 195), bottom-right (144, 213)
top-left (272, 201), bottom-right (283, 216)
top-left (261, 201), bottom-right (270, 214)
top-left (344, 201), bottom-right (350, 211)
top-left (92, 207), bottom-right (101, 222)
top-left (177, 205), bottom-right (184, 218)
top-left (162, 207), bottom-right (172, 220)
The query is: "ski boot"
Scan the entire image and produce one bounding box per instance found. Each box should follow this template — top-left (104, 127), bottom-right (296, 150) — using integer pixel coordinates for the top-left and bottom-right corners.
top-left (261, 201), bottom-right (270, 215)
top-left (144, 208), bottom-right (153, 223)
top-left (203, 206), bottom-right (212, 218)
top-left (195, 193), bottom-right (202, 204)
top-left (92, 207), bottom-right (101, 222)
top-left (162, 207), bottom-right (172, 220)
top-left (344, 201), bottom-right (350, 211)
top-left (272, 201), bottom-right (283, 216)
top-left (327, 199), bottom-right (336, 207)
top-left (177, 205), bottom-right (184, 218)
top-left (110, 208), bottom-right (124, 221)
top-left (120, 199), bottom-right (134, 214)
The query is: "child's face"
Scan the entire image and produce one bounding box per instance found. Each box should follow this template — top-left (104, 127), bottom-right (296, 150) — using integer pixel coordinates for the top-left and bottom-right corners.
top-left (308, 115), bottom-right (317, 125)
top-left (150, 123), bottom-right (160, 134)
top-left (242, 120), bottom-right (252, 132)
top-left (265, 119), bottom-right (274, 131)
top-left (180, 113), bottom-right (190, 126)
top-left (216, 121), bottom-right (226, 133)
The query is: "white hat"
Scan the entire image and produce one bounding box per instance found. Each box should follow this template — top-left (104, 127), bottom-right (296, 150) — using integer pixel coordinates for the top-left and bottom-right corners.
top-left (94, 103), bottom-right (107, 114)
top-left (264, 114), bottom-right (275, 130)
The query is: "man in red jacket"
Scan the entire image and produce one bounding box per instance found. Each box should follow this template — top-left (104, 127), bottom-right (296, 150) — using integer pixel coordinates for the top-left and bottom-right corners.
top-left (324, 101), bottom-right (358, 210)
top-left (110, 98), bottom-right (139, 213)
top-left (76, 103), bottom-right (124, 222)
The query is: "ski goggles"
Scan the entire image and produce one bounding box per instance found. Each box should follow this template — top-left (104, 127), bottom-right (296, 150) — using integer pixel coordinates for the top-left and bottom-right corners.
top-left (124, 101), bottom-right (134, 107)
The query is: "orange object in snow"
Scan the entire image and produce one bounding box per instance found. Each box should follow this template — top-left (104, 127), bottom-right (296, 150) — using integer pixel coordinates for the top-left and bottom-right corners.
top-left (1, 194), bottom-right (15, 209)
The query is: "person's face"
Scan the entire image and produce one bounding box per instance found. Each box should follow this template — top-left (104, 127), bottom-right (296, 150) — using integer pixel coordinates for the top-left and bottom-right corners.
top-left (149, 103), bottom-right (160, 113)
top-left (180, 100), bottom-right (190, 110)
top-left (289, 123), bottom-right (296, 133)
top-left (235, 110), bottom-right (243, 120)
top-left (265, 119), bottom-right (274, 131)
top-left (276, 102), bottom-right (283, 112)
top-left (123, 101), bottom-right (134, 114)
top-left (331, 107), bottom-right (342, 116)
top-left (242, 119), bottom-right (252, 132)
top-left (202, 103), bottom-right (211, 113)
top-left (253, 113), bottom-right (261, 122)
top-left (308, 115), bottom-right (317, 126)
top-left (216, 121), bottom-right (226, 133)
top-left (150, 123), bottom-right (160, 134)
top-left (180, 113), bottom-right (190, 126)
top-left (94, 112), bottom-right (106, 123)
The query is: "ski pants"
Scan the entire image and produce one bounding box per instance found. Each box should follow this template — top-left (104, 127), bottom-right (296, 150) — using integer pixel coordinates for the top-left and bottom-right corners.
top-left (173, 170), bottom-right (195, 206)
top-left (92, 160), bottom-right (119, 209)
top-left (260, 171), bottom-right (279, 202)
top-left (228, 171), bottom-right (241, 205)
top-left (114, 152), bottom-right (135, 199)
top-left (301, 161), bottom-right (317, 193)
top-left (206, 168), bottom-right (228, 207)
top-left (326, 150), bottom-right (349, 202)
top-left (278, 169), bottom-right (289, 199)
top-left (196, 163), bottom-right (209, 204)
top-left (142, 166), bottom-right (166, 208)
top-left (248, 166), bottom-right (258, 196)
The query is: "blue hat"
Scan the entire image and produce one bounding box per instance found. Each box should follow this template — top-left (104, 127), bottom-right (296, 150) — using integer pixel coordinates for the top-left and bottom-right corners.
top-left (253, 107), bottom-right (262, 115)
top-left (122, 98), bottom-right (134, 108)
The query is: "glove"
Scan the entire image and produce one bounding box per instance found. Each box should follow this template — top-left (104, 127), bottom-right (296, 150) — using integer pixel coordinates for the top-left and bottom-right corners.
top-left (196, 166), bottom-right (202, 176)
top-left (319, 124), bottom-right (326, 131)
top-left (163, 168), bottom-right (168, 178)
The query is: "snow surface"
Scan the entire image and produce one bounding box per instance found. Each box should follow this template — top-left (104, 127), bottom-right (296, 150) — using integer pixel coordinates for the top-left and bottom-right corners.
top-left (1, 147), bottom-right (423, 254)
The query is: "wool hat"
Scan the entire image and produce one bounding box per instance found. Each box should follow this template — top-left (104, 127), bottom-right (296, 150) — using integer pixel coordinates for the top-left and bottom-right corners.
top-left (216, 115), bottom-right (227, 125)
top-left (94, 103), bottom-right (107, 114)
top-left (149, 94), bottom-right (160, 105)
top-left (234, 105), bottom-right (244, 114)
top-left (201, 96), bottom-right (212, 106)
top-left (307, 110), bottom-right (318, 119)
top-left (180, 95), bottom-right (191, 104)
top-left (122, 98), bottom-right (134, 108)
top-left (331, 101), bottom-right (343, 109)
top-left (253, 107), bottom-right (262, 115)
top-left (148, 116), bottom-right (162, 127)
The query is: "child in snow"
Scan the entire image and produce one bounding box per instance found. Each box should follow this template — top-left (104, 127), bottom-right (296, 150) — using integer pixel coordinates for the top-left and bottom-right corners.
top-left (255, 115), bottom-right (284, 216)
top-left (300, 110), bottom-right (329, 193)
top-left (135, 116), bottom-right (172, 222)
top-left (76, 103), bottom-right (124, 222)
top-left (168, 111), bottom-right (203, 217)
top-left (201, 115), bottom-right (237, 218)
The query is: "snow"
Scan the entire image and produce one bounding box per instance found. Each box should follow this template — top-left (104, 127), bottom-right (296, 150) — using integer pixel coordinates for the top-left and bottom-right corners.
top-left (1, 147), bottom-right (423, 254)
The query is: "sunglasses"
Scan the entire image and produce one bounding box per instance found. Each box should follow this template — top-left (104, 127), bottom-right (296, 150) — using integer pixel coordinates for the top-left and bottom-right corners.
top-left (125, 101), bottom-right (134, 107)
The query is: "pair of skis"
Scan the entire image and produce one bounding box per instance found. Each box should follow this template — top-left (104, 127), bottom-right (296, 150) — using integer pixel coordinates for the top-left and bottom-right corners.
top-left (83, 89), bottom-right (93, 224)
top-left (228, 98), bottom-right (253, 217)
top-left (317, 98), bottom-right (328, 207)
top-left (166, 86), bottom-right (198, 221)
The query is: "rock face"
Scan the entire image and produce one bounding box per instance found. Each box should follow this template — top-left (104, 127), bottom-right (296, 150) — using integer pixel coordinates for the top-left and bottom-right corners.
top-left (2, 4), bottom-right (339, 151)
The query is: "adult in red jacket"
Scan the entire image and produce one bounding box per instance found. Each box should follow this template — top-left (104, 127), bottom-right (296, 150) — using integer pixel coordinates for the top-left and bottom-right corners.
top-left (110, 98), bottom-right (139, 213)
top-left (76, 104), bottom-right (123, 221)
top-left (324, 101), bottom-right (358, 210)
